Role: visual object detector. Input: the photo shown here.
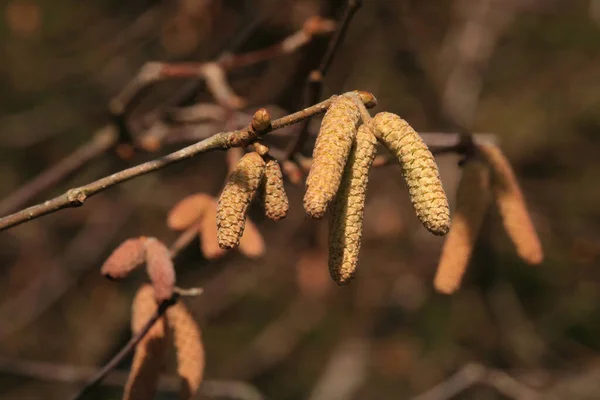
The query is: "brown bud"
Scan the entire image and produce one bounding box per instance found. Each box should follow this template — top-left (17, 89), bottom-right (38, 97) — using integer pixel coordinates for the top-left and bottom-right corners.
top-left (479, 144), bottom-right (543, 264)
top-left (353, 90), bottom-right (378, 108)
top-left (198, 199), bottom-right (227, 260)
top-left (167, 193), bottom-right (213, 231)
top-left (144, 238), bottom-right (176, 303)
top-left (304, 95), bottom-right (361, 218)
top-left (217, 152), bottom-right (265, 249)
top-left (101, 238), bottom-right (146, 280)
top-left (251, 108), bottom-right (271, 133)
top-left (328, 124), bottom-right (378, 285)
top-left (262, 158), bottom-right (289, 221)
top-left (124, 285), bottom-right (168, 400)
top-left (434, 160), bottom-right (491, 294)
top-left (166, 301), bottom-right (205, 399)
top-left (371, 112), bottom-right (450, 235)
top-left (239, 217), bottom-right (265, 258)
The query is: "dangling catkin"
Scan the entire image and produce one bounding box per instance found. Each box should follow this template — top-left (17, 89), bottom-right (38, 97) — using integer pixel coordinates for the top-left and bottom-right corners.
top-left (371, 112), bottom-right (450, 235)
top-left (479, 144), bottom-right (543, 264)
top-left (167, 194), bottom-right (213, 231)
top-left (304, 95), bottom-right (361, 219)
top-left (199, 199), bottom-right (227, 260)
top-left (101, 237), bottom-right (146, 280)
top-left (328, 124), bottom-right (378, 285)
top-left (144, 238), bottom-right (176, 303)
top-left (434, 159), bottom-right (491, 294)
top-left (166, 301), bottom-right (205, 400)
top-left (262, 158), bottom-right (289, 221)
top-left (123, 285), bottom-right (168, 400)
top-left (217, 152), bottom-right (265, 249)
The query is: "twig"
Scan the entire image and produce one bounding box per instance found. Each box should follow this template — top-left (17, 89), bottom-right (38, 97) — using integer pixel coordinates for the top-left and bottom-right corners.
top-left (68, 294), bottom-right (180, 400)
top-left (286, 0), bottom-right (363, 157)
top-left (0, 126), bottom-right (119, 215)
top-left (0, 94), bottom-right (369, 231)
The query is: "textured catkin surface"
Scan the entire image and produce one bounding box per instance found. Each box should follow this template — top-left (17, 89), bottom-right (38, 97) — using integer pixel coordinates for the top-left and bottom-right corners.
top-left (262, 158), bottom-right (289, 221)
top-left (479, 144), bottom-right (543, 264)
top-left (167, 194), bottom-right (213, 231)
top-left (101, 238), bottom-right (146, 280)
top-left (124, 285), bottom-right (167, 400)
top-left (371, 112), bottom-right (450, 235)
top-left (435, 160), bottom-right (491, 294)
top-left (217, 152), bottom-right (265, 249)
top-left (166, 301), bottom-right (205, 400)
top-left (304, 95), bottom-right (360, 219)
top-left (144, 238), bottom-right (176, 303)
top-left (328, 124), bottom-right (378, 285)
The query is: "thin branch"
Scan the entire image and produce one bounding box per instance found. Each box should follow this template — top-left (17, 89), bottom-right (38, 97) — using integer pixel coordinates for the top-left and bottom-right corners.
top-left (0, 94), bottom-right (362, 232)
top-left (0, 126), bottom-right (119, 215)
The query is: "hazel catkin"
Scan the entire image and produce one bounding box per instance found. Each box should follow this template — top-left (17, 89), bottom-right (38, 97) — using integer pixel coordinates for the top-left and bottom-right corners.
top-left (101, 237), bottom-right (146, 280)
top-left (144, 238), bottom-right (176, 303)
top-left (123, 285), bottom-right (168, 400)
top-left (216, 152), bottom-right (265, 249)
top-left (166, 301), bottom-right (205, 400)
top-left (262, 158), bottom-right (289, 221)
top-left (434, 159), bottom-right (491, 294)
top-left (371, 112), bottom-right (450, 235)
top-left (304, 95), bottom-right (361, 219)
top-left (328, 124), bottom-right (378, 285)
top-left (479, 144), bottom-right (543, 264)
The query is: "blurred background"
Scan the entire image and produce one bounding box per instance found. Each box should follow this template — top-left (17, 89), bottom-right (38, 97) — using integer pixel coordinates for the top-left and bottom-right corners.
top-left (1, 0), bottom-right (600, 399)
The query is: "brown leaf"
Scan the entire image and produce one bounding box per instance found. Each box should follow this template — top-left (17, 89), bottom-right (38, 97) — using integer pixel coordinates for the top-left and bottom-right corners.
top-left (167, 193), bottom-right (214, 231)
top-left (101, 238), bottom-right (146, 280)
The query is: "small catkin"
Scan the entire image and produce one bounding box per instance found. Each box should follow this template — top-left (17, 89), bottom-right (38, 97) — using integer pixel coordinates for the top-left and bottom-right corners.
top-left (434, 160), bottom-right (491, 294)
top-left (101, 238), bottom-right (146, 280)
top-left (239, 217), bottom-right (266, 258)
top-left (166, 301), bottom-right (205, 400)
top-left (328, 123), bottom-right (378, 285)
top-left (199, 199), bottom-right (227, 260)
top-left (479, 144), bottom-right (543, 264)
top-left (144, 238), bottom-right (176, 303)
top-left (217, 152), bottom-right (265, 249)
top-left (371, 112), bottom-right (450, 235)
top-left (262, 158), bottom-right (289, 221)
top-left (123, 285), bottom-right (168, 400)
top-left (167, 194), bottom-right (214, 231)
top-left (304, 95), bottom-right (361, 219)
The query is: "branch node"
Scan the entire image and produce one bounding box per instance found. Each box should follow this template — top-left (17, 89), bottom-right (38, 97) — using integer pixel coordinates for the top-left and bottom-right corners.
top-left (66, 189), bottom-right (87, 206)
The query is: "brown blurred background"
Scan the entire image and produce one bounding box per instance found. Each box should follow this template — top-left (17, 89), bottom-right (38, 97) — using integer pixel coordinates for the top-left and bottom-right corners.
top-left (1, 0), bottom-right (600, 399)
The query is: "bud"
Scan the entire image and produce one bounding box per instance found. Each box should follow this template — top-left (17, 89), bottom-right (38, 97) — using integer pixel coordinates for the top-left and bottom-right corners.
top-left (217, 152), bottom-right (265, 249)
top-left (101, 238), bottom-right (146, 280)
top-left (262, 158), bottom-right (289, 221)
top-left (434, 160), bottom-right (491, 294)
top-left (304, 95), bottom-right (361, 218)
top-left (328, 124), bottom-right (378, 285)
top-left (371, 112), bottom-right (450, 235)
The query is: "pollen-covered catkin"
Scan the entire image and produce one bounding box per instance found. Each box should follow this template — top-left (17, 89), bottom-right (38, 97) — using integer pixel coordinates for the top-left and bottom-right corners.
top-left (166, 301), bottom-right (205, 400)
top-left (479, 144), bottom-right (543, 264)
top-left (262, 158), bottom-right (289, 221)
top-left (101, 238), bottom-right (146, 280)
top-left (123, 285), bottom-right (167, 400)
top-left (328, 124), bottom-right (378, 285)
top-left (167, 194), bottom-right (213, 230)
top-left (304, 95), bottom-right (361, 219)
top-left (216, 152), bottom-right (265, 249)
top-left (434, 160), bottom-right (491, 294)
top-left (371, 112), bottom-right (450, 235)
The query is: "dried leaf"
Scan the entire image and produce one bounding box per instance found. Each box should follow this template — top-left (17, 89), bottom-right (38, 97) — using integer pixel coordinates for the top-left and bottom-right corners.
top-left (168, 193), bottom-right (214, 231)
top-left (145, 238), bottom-right (176, 303)
top-left (101, 238), bottom-right (146, 280)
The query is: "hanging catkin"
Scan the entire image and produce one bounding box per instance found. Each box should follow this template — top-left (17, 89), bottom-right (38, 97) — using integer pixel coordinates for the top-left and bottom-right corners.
top-left (144, 238), bottom-right (176, 303)
top-left (479, 144), bottom-right (543, 264)
top-left (262, 158), bottom-right (289, 221)
top-left (328, 123), bottom-right (378, 285)
top-left (371, 112), bottom-right (450, 235)
top-left (199, 198), bottom-right (227, 260)
top-left (167, 194), bottom-right (213, 231)
top-left (101, 237), bottom-right (146, 280)
top-left (434, 159), bottom-right (491, 294)
top-left (304, 95), bottom-right (361, 219)
top-left (216, 152), bottom-right (265, 249)
top-left (166, 301), bottom-right (205, 400)
top-left (123, 285), bottom-right (167, 400)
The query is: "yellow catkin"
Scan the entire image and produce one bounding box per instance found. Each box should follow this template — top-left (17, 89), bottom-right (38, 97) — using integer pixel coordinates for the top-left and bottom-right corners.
top-left (167, 194), bottom-right (214, 231)
top-left (144, 238), bottom-right (176, 303)
top-left (479, 144), bottom-right (543, 264)
top-left (304, 95), bottom-right (361, 219)
top-left (328, 124), bottom-right (378, 285)
top-left (216, 152), bottom-right (265, 249)
top-left (434, 160), bottom-right (491, 294)
top-left (101, 237), bottom-right (146, 280)
top-left (199, 199), bottom-right (227, 260)
top-left (166, 301), bottom-right (205, 400)
top-left (371, 112), bottom-right (450, 235)
top-left (262, 158), bottom-right (289, 221)
top-left (123, 285), bottom-right (168, 400)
